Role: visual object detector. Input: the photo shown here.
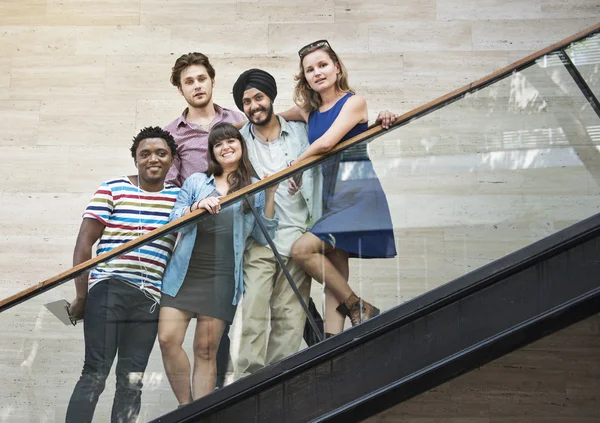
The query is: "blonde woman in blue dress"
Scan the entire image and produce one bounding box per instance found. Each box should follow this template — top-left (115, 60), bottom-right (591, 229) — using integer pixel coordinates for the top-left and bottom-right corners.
top-left (283, 40), bottom-right (397, 337)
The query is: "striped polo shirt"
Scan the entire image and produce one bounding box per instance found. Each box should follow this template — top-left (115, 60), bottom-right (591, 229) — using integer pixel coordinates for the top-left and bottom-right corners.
top-left (83, 177), bottom-right (180, 303)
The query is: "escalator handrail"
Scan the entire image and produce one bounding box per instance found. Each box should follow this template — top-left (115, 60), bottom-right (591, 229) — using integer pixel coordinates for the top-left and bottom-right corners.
top-left (1, 22), bottom-right (599, 312)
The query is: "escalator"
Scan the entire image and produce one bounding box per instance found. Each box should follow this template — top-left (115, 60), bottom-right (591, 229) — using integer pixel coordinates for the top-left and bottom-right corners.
top-left (2, 23), bottom-right (600, 423)
top-left (157, 213), bottom-right (600, 423)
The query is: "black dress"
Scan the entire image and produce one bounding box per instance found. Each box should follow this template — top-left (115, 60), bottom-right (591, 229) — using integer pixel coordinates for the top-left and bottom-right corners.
top-left (160, 190), bottom-right (236, 323)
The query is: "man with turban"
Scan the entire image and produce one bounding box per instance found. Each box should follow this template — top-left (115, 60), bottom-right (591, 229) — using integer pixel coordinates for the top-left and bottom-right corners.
top-left (232, 69), bottom-right (323, 379)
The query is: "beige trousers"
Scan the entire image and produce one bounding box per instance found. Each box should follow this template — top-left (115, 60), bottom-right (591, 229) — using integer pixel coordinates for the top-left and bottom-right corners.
top-left (234, 243), bottom-right (311, 379)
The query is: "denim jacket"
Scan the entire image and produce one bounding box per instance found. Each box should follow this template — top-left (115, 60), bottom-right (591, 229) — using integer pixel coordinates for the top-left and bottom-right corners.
top-left (161, 172), bottom-right (278, 305)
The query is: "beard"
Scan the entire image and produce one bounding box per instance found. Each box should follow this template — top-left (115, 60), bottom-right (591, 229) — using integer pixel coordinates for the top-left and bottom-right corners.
top-left (248, 103), bottom-right (274, 126)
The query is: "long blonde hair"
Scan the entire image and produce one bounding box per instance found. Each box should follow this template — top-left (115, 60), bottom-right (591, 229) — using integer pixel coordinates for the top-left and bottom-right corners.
top-left (293, 44), bottom-right (354, 113)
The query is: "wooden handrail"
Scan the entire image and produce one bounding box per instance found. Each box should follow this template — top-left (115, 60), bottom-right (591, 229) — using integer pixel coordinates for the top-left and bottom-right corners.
top-left (1, 22), bottom-right (599, 312)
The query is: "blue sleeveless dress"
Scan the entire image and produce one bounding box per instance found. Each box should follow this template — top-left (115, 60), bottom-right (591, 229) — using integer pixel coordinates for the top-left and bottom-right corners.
top-left (307, 93), bottom-right (396, 258)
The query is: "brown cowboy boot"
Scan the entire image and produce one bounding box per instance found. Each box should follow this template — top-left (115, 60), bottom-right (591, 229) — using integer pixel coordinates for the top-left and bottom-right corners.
top-left (336, 293), bottom-right (380, 327)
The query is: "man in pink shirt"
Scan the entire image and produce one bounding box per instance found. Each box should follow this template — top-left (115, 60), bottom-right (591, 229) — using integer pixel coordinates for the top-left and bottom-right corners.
top-left (165, 52), bottom-right (245, 187)
top-left (163, 53), bottom-right (244, 390)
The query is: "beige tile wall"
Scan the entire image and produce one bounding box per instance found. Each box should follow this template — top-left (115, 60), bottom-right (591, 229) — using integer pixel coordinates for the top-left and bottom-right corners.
top-left (0, 1), bottom-right (598, 421)
top-left (0, 1), bottom-right (596, 300)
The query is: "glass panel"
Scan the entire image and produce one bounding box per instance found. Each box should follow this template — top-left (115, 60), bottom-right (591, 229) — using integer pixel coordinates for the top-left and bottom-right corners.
top-left (565, 32), bottom-right (600, 105)
top-left (0, 193), bottom-right (264, 421)
top-left (76, 190), bottom-right (281, 420)
top-left (367, 48), bottom-right (600, 309)
top-left (3, 30), bottom-right (600, 423)
top-left (1, 281), bottom-right (83, 421)
top-left (0, 173), bottom-right (318, 420)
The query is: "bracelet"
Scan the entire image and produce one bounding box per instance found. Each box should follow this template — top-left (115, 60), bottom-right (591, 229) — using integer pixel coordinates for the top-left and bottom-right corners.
top-left (189, 203), bottom-right (194, 213)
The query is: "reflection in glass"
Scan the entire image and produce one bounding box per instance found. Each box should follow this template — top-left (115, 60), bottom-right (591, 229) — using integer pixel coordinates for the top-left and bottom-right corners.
top-left (367, 48), bottom-right (600, 314)
top-left (566, 32), bottom-right (600, 103)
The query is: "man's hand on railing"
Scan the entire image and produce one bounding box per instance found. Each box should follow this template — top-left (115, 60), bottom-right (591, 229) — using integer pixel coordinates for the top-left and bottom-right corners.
top-left (287, 175), bottom-right (302, 196)
top-left (375, 110), bottom-right (397, 129)
top-left (286, 159), bottom-right (303, 196)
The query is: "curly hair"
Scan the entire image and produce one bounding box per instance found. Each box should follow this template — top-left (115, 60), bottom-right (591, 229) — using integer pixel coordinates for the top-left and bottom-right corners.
top-left (293, 43), bottom-right (354, 113)
top-left (171, 52), bottom-right (216, 89)
top-left (130, 126), bottom-right (177, 159)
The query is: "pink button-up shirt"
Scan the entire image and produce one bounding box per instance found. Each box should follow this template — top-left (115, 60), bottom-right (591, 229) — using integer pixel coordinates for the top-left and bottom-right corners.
top-left (164, 105), bottom-right (245, 187)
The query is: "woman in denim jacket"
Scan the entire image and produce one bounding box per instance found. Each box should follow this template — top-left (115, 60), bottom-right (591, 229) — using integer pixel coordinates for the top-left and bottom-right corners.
top-left (158, 123), bottom-right (278, 405)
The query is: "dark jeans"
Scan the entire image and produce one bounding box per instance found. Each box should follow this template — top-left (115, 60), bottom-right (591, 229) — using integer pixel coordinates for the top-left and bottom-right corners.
top-left (66, 279), bottom-right (159, 423)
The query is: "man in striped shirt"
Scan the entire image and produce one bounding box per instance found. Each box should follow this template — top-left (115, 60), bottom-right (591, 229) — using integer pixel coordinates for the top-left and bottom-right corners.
top-left (66, 127), bottom-right (180, 423)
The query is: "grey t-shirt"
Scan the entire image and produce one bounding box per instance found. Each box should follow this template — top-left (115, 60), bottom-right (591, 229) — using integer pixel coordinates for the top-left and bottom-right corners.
top-left (250, 134), bottom-right (309, 256)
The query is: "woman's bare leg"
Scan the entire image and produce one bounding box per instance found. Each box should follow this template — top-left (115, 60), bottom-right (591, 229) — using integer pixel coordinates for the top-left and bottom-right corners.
top-left (192, 315), bottom-right (226, 400)
top-left (291, 232), bottom-right (353, 303)
top-left (292, 232), bottom-right (379, 329)
top-left (324, 248), bottom-right (350, 334)
top-left (158, 307), bottom-right (194, 406)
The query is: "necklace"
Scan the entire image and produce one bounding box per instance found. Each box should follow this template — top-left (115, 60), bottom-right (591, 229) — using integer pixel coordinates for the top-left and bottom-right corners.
top-left (255, 124), bottom-right (280, 142)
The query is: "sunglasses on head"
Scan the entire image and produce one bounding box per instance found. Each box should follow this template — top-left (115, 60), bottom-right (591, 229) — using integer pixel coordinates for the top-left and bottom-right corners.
top-left (298, 39), bottom-right (335, 59)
